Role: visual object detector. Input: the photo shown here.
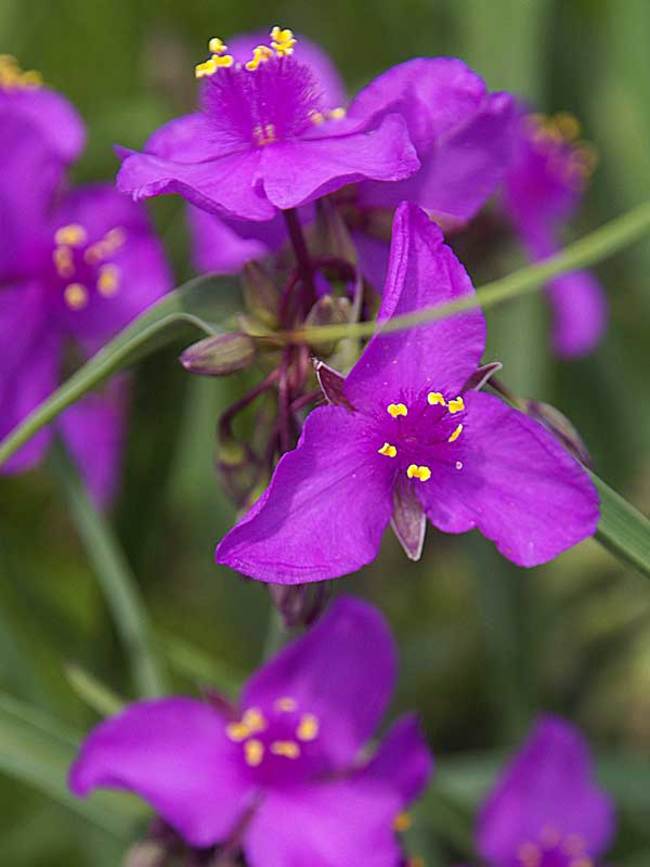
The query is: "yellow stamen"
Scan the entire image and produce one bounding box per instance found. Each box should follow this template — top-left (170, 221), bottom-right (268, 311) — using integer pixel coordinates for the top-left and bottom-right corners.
top-left (195, 53), bottom-right (234, 79)
top-left (310, 110), bottom-right (326, 125)
top-left (448, 423), bottom-right (463, 443)
top-left (296, 713), bottom-right (319, 741)
top-left (55, 224), bottom-right (87, 247)
top-left (448, 396), bottom-right (465, 414)
top-left (53, 246), bottom-right (74, 278)
top-left (387, 402), bottom-right (408, 418)
top-left (274, 696), bottom-right (298, 713)
top-left (270, 740), bottom-right (300, 759)
top-left (208, 37), bottom-right (228, 55)
top-left (63, 283), bottom-right (88, 311)
top-left (406, 464), bottom-right (431, 482)
top-left (329, 106), bottom-right (346, 120)
top-left (393, 812), bottom-right (412, 832)
top-left (270, 26), bottom-right (297, 56)
top-left (553, 111), bottom-right (581, 141)
top-left (244, 739), bottom-right (265, 767)
top-left (0, 55), bottom-right (42, 89)
top-left (97, 264), bottom-right (120, 298)
top-left (225, 721), bottom-right (250, 742)
top-left (253, 123), bottom-right (276, 146)
top-left (378, 442), bottom-right (397, 458)
top-left (242, 707), bottom-right (267, 734)
top-left (245, 44), bottom-right (274, 71)
top-left (84, 227), bottom-right (127, 265)
top-left (427, 391), bottom-right (446, 407)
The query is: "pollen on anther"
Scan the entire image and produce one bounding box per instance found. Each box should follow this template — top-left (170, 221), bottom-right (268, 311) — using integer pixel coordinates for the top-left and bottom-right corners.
top-left (393, 812), bottom-right (413, 833)
top-left (329, 107), bottom-right (346, 120)
top-left (270, 26), bottom-right (297, 56)
top-left (270, 740), bottom-right (301, 759)
top-left (296, 713), bottom-right (319, 741)
top-left (208, 37), bottom-right (228, 55)
top-left (226, 721), bottom-right (250, 742)
top-left (448, 423), bottom-right (463, 443)
top-left (97, 264), bottom-right (120, 298)
top-left (54, 246), bottom-right (74, 278)
top-left (378, 442), bottom-right (397, 458)
top-left (274, 696), bottom-right (298, 713)
top-left (387, 402), bottom-right (408, 418)
top-left (407, 464), bottom-right (431, 482)
top-left (55, 224), bottom-right (87, 247)
top-left (242, 707), bottom-right (267, 734)
top-left (244, 739), bottom-right (265, 767)
top-left (448, 396), bottom-right (465, 414)
top-left (64, 283), bottom-right (88, 310)
top-left (427, 391), bottom-right (446, 407)
top-left (246, 44), bottom-right (274, 71)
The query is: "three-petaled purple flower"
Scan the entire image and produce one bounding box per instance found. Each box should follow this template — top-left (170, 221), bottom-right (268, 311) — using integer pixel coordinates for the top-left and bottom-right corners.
top-left (503, 108), bottom-right (607, 358)
top-left (70, 596), bottom-right (433, 866)
top-left (216, 202), bottom-right (599, 583)
top-left (476, 715), bottom-right (615, 867)
top-left (0, 62), bottom-right (171, 504)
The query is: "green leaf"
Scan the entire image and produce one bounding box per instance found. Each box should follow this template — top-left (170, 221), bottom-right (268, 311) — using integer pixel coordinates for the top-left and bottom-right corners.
top-left (0, 273), bottom-right (239, 468)
top-left (64, 664), bottom-right (125, 718)
top-left (593, 474), bottom-right (650, 579)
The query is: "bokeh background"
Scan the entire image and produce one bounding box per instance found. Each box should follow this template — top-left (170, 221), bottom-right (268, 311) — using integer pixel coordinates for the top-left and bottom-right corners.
top-left (1, 0), bottom-right (650, 864)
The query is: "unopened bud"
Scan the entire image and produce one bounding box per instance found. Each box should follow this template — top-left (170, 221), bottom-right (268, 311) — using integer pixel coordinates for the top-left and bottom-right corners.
top-left (305, 295), bottom-right (352, 354)
top-left (269, 582), bottom-right (332, 628)
top-left (180, 332), bottom-right (255, 377)
top-left (122, 840), bottom-right (168, 867)
top-left (242, 261), bottom-right (281, 327)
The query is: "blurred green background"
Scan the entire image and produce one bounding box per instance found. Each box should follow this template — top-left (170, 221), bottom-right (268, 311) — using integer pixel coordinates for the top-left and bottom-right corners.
top-left (1, 0), bottom-right (650, 864)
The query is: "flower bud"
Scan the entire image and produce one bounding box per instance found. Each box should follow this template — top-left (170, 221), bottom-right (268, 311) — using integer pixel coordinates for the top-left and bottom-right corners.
top-left (269, 582), bottom-right (332, 628)
top-left (180, 332), bottom-right (255, 377)
top-left (242, 261), bottom-right (281, 328)
top-left (305, 295), bottom-right (352, 354)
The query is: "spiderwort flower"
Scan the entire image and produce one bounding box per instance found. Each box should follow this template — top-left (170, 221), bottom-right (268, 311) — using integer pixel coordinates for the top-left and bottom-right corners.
top-left (117, 27), bottom-right (419, 222)
top-left (477, 715), bottom-right (615, 867)
top-left (70, 596), bottom-right (433, 866)
top-left (0, 84), bottom-right (170, 504)
top-left (503, 109), bottom-right (607, 357)
top-left (216, 202), bottom-right (598, 583)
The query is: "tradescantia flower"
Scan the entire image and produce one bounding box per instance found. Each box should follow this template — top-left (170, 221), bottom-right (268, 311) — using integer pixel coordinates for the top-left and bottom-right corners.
top-left (476, 716), bottom-right (615, 867)
top-left (70, 596), bottom-right (433, 866)
top-left (117, 27), bottom-right (419, 223)
top-left (503, 108), bottom-right (607, 358)
top-left (0, 75), bottom-right (171, 504)
top-left (216, 202), bottom-right (598, 583)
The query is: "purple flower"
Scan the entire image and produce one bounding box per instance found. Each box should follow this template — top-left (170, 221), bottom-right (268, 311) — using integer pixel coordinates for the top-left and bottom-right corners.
top-left (70, 596), bottom-right (433, 865)
top-left (216, 202), bottom-right (598, 583)
top-left (477, 715), bottom-right (615, 867)
top-left (503, 109), bottom-right (607, 358)
top-left (117, 27), bottom-right (419, 223)
top-left (0, 100), bottom-right (170, 504)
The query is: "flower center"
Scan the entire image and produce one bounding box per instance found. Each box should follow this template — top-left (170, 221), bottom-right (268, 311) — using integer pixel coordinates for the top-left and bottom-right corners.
top-left (0, 54), bottom-right (42, 89)
top-left (376, 389), bottom-right (466, 481)
top-left (195, 27), bottom-right (345, 150)
top-left (524, 112), bottom-right (597, 192)
top-left (517, 828), bottom-right (595, 867)
top-left (51, 223), bottom-right (126, 311)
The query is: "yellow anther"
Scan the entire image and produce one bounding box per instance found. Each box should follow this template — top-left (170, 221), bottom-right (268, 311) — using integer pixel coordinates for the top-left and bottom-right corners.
top-left (195, 58), bottom-right (217, 79)
top-left (63, 283), bottom-right (88, 311)
top-left (244, 739), bottom-right (265, 767)
top-left (253, 123), bottom-right (276, 146)
top-left (296, 713), bottom-right (319, 741)
top-left (97, 264), bottom-right (120, 298)
top-left (104, 227), bottom-right (127, 251)
top-left (309, 110), bottom-right (326, 125)
top-left (0, 55), bottom-right (42, 89)
top-left (427, 391), bottom-right (446, 407)
top-left (270, 26), bottom-right (297, 56)
top-left (378, 442), bottom-right (397, 458)
top-left (242, 707), bottom-right (267, 734)
top-left (448, 423), bottom-right (463, 443)
top-left (406, 464), bottom-right (431, 482)
top-left (226, 721), bottom-right (250, 742)
top-left (553, 111), bottom-right (581, 142)
top-left (245, 44), bottom-right (274, 71)
top-left (274, 696), bottom-right (298, 712)
top-left (270, 740), bottom-right (301, 759)
top-left (53, 246), bottom-right (74, 278)
top-left (393, 812), bottom-right (412, 832)
top-left (55, 224), bottom-right (87, 247)
top-left (387, 403), bottom-right (408, 418)
top-left (329, 106), bottom-right (346, 120)
top-left (448, 396), bottom-right (465, 414)
top-left (208, 37), bottom-right (228, 55)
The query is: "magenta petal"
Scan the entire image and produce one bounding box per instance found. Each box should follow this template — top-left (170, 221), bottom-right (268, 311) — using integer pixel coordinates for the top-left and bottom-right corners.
top-left (419, 391), bottom-right (599, 566)
top-left (118, 148), bottom-right (274, 221)
top-left (57, 378), bottom-right (126, 508)
top-left (345, 202), bottom-right (486, 407)
top-left (141, 113), bottom-right (224, 162)
top-left (546, 269), bottom-right (608, 359)
top-left (244, 778), bottom-right (401, 867)
top-left (0, 84), bottom-right (85, 163)
top-left (477, 715), bottom-right (615, 864)
top-left (188, 204), bottom-right (283, 274)
top-left (216, 405), bottom-right (394, 584)
top-left (260, 114), bottom-right (419, 211)
top-left (362, 714), bottom-right (433, 805)
top-left (69, 698), bottom-right (253, 849)
top-left (242, 597), bottom-right (397, 769)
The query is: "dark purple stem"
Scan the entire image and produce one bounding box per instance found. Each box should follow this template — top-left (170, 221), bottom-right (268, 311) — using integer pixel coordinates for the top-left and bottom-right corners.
top-left (283, 207), bottom-right (316, 310)
top-left (218, 369), bottom-right (279, 442)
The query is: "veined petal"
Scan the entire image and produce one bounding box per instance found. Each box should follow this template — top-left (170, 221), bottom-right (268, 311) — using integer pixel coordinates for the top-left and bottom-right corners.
top-left (361, 714), bottom-right (434, 806)
top-left (188, 204), bottom-right (283, 274)
top-left (477, 715), bottom-right (615, 864)
top-left (216, 405), bottom-right (394, 584)
top-left (242, 597), bottom-right (397, 770)
top-left (0, 83), bottom-right (85, 163)
top-left (345, 202), bottom-right (486, 407)
top-left (69, 698), bottom-right (253, 849)
top-left (418, 391), bottom-right (599, 566)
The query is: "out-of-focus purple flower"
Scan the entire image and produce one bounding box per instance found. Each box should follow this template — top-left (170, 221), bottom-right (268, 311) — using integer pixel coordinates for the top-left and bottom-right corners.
top-left (216, 202), bottom-right (598, 583)
top-left (504, 109), bottom-right (607, 358)
top-left (118, 27), bottom-right (419, 223)
top-left (0, 89), bottom-right (171, 505)
top-left (477, 715), bottom-right (615, 867)
top-left (70, 596), bottom-right (433, 866)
